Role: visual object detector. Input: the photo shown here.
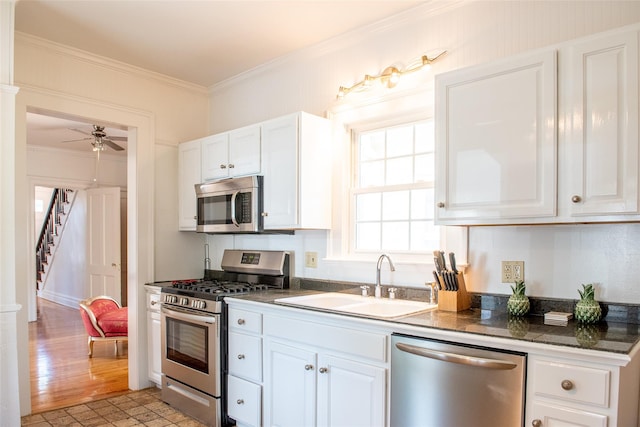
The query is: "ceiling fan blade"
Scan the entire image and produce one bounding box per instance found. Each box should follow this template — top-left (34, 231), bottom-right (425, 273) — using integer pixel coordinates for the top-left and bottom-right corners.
top-left (69, 128), bottom-right (92, 136)
top-left (61, 137), bottom-right (92, 143)
top-left (106, 135), bottom-right (127, 142)
top-left (103, 139), bottom-right (125, 151)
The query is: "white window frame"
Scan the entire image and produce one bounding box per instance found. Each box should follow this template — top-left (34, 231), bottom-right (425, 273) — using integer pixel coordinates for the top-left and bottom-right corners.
top-left (326, 85), bottom-right (467, 283)
top-left (350, 118), bottom-right (438, 259)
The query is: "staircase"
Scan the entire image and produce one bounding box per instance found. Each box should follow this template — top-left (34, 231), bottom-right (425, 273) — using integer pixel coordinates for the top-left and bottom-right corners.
top-left (36, 188), bottom-right (75, 290)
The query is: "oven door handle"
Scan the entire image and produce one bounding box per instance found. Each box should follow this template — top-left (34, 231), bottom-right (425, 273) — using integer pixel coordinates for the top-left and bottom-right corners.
top-left (161, 305), bottom-right (217, 325)
top-left (230, 190), bottom-right (240, 227)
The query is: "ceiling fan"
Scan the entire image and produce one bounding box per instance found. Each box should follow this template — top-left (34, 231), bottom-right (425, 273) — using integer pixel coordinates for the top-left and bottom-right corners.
top-left (63, 124), bottom-right (126, 151)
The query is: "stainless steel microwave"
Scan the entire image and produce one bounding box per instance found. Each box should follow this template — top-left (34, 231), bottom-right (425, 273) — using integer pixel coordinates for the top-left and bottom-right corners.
top-left (195, 175), bottom-right (263, 233)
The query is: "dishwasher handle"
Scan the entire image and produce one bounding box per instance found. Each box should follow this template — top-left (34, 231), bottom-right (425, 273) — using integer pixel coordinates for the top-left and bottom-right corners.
top-left (395, 342), bottom-right (518, 370)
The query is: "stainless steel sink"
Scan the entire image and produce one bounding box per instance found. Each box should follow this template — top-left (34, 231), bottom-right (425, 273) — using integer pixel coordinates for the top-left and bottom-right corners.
top-left (274, 292), bottom-right (437, 318)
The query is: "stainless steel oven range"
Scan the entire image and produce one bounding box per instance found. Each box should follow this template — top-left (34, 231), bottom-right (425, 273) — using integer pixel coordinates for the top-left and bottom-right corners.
top-left (160, 249), bottom-right (290, 427)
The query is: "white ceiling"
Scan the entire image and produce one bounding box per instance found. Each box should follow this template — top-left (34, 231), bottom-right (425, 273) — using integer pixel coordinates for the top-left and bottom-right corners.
top-left (15, 0), bottom-right (423, 154)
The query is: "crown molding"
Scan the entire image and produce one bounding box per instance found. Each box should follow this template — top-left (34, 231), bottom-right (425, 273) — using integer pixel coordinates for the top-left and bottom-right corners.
top-left (15, 31), bottom-right (209, 96)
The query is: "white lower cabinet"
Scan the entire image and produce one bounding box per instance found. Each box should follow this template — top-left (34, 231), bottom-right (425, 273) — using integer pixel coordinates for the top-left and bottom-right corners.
top-left (526, 355), bottom-right (639, 426)
top-left (263, 314), bottom-right (387, 427)
top-left (228, 307), bottom-right (264, 427)
top-left (144, 285), bottom-right (161, 385)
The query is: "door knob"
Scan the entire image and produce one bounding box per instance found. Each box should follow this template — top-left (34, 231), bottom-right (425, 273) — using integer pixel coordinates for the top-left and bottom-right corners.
top-left (571, 195), bottom-right (582, 203)
top-left (319, 367), bottom-right (328, 373)
top-left (237, 354), bottom-right (245, 360)
top-left (561, 379), bottom-right (574, 390)
top-left (236, 399), bottom-right (244, 405)
top-left (437, 202), bottom-right (445, 208)
top-left (532, 420), bottom-right (542, 427)
top-left (304, 364), bottom-right (313, 371)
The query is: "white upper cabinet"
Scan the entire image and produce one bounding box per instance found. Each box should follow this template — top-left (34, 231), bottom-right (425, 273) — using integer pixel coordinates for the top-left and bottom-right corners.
top-left (435, 49), bottom-right (558, 224)
top-left (178, 138), bottom-right (202, 231)
top-left (561, 30), bottom-right (639, 219)
top-left (201, 125), bottom-right (261, 181)
top-left (261, 112), bottom-right (331, 230)
top-left (436, 25), bottom-right (640, 225)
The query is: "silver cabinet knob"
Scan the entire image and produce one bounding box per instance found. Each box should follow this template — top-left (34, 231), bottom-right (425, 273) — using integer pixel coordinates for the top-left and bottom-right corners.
top-left (437, 202), bottom-right (445, 208)
top-left (532, 420), bottom-right (542, 427)
top-left (319, 367), bottom-right (328, 373)
top-left (228, 163), bottom-right (235, 168)
top-left (237, 318), bottom-right (245, 325)
top-left (561, 379), bottom-right (574, 390)
top-left (237, 399), bottom-right (244, 405)
top-left (261, 212), bottom-right (269, 217)
top-left (237, 354), bottom-right (245, 360)
top-left (220, 164), bottom-right (227, 169)
top-left (304, 364), bottom-right (313, 371)
top-left (571, 195), bottom-right (582, 203)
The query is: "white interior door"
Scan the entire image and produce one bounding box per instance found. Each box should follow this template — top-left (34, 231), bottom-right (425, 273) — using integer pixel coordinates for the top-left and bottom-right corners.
top-left (87, 187), bottom-right (122, 304)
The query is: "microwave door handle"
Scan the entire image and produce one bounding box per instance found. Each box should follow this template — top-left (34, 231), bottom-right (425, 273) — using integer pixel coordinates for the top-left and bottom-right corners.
top-left (230, 190), bottom-right (240, 227)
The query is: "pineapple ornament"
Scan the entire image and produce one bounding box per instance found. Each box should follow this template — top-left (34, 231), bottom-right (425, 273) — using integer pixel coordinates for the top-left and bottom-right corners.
top-left (507, 280), bottom-right (530, 316)
top-left (575, 283), bottom-right (602, 324)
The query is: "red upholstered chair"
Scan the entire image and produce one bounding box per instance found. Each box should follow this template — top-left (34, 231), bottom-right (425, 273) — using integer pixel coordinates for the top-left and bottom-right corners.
top-left (79, 296), bottom-right (128, 357)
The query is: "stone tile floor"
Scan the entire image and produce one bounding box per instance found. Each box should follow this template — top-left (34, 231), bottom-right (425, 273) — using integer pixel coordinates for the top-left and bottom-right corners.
top-left (21, 387), bottom-right (208, 426)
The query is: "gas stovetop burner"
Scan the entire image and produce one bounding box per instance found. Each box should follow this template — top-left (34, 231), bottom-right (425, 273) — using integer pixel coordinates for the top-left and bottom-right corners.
top-left (170, 279), bottom-right (272, 296)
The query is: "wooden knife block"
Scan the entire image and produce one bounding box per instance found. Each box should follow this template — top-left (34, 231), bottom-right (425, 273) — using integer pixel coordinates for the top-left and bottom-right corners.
top-left (437, 272), bottom-right (471, 312)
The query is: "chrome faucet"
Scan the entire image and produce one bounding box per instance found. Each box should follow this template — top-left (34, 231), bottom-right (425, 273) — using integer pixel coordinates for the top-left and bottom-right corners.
top-left (375, 254), bottom-right (395, 298)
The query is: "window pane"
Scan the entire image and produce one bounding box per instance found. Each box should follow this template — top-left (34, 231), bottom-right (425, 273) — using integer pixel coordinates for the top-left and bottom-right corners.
top-left (382, 191), bottom-right (409, 220)
top-left (415, 153), bottom-right (434, 183)
top-left (386, 157), bottom-right (413, 185)
top-left (360, 160), bottom-right (384, 187)
top-left (356, 193), bottom-right (381, 221)
top-left (415, 121), bottom-right (434, 153)
top-left (360, 131), bottom-right (385, 161)
top-left (387, 125), bottom-right (414, 157)
top-left (410, 189), bottom-right (429, 220)
top-left (357, 223), bottom-right (380, 250)
top-left (382, 222), bottom-right (409, 250)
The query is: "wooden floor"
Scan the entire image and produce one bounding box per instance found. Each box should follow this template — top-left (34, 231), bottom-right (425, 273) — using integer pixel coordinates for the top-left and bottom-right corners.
top-left (30, 297), bottom-right (130, 414)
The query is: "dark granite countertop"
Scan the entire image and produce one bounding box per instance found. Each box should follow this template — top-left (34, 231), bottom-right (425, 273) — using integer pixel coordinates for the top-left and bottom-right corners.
top-left (226, 288), bottom-right (640, 356)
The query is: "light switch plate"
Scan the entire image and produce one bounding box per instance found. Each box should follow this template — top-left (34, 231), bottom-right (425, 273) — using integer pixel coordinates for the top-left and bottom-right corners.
top-left (305, 252), bottom-right (318, 268)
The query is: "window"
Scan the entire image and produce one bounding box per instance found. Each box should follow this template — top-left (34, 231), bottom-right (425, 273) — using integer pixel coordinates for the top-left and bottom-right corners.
top-left (352, 120), bottom-right (440, 254)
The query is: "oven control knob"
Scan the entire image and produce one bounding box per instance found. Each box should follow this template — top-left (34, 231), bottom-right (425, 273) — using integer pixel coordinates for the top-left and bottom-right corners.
top-left (180, 297), bottom-right (189, 306)
top-left (165, 295), bottom-right (177, 304)
top-left (192, 300), bottom-right (206, 310)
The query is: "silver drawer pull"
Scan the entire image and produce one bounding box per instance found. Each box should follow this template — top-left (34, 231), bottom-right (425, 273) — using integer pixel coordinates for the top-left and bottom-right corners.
top-left (237, 318), bottom-right (245, 325)
top-left (237, 354), bottom-right (245, 360)
top-left (304, 364), bottom-right (313, 371)
top-left (561, 379), bottom-right (574, 390)
top-left (237, 399), bottom-right (244, 405)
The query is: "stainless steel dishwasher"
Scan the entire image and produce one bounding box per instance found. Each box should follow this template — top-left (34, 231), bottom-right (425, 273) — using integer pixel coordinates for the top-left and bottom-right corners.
top-left (391, 333), bottom-right (526, 427)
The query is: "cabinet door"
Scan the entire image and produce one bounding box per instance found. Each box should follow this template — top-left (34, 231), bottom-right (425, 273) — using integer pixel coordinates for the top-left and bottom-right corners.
top-left (316, 354), bottom-right (385, 427)
top-left (261, 114), bottom-right (298, 229)
top-left (201, 133), bottom-right (230, 181)
top-left (530, 402), bottom-right (607, 427)
top-left (229, 125), bottom-right (261, 177)
top-left (228, 375), bottom-right (262, 427)
top-left (264, 340), bottom-right (316, 427)
top-left (178, 139), bottom-right (202, 230)
top-left (147, 310), bottom-right (161, 384)
top-left (435, 50), bottom-right (557, 224)
top-left (565, 30), bottom-right (639, 217)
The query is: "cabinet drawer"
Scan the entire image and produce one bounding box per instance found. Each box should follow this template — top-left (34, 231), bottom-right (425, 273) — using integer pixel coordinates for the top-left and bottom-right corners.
top-left (228, 375), bottom-right (262, 427)
top-left (229, 332), bottom-right (262, 382)
top-left (530, 401), bottom-right (607, 427)
top-left (146, 289), bottom-right (161, 312)
top-left (264, 315), bottom-right (387, 362)
top-left (229, 308), bottom-right (262, 334)
top-left (532, 359), bottom-right (610, 407)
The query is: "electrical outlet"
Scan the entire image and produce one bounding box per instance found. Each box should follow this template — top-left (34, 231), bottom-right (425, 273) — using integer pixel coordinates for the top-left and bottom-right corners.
top-left (305, 251), bottom-right (318, 268)
top-left (502, 261), bottom-right (524, 283)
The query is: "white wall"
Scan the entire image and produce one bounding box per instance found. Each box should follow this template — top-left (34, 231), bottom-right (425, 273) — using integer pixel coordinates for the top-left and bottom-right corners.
top-left (38, 190), bottom-right (87, 306)
top-left (208, 1), bottom-right (640, 303)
